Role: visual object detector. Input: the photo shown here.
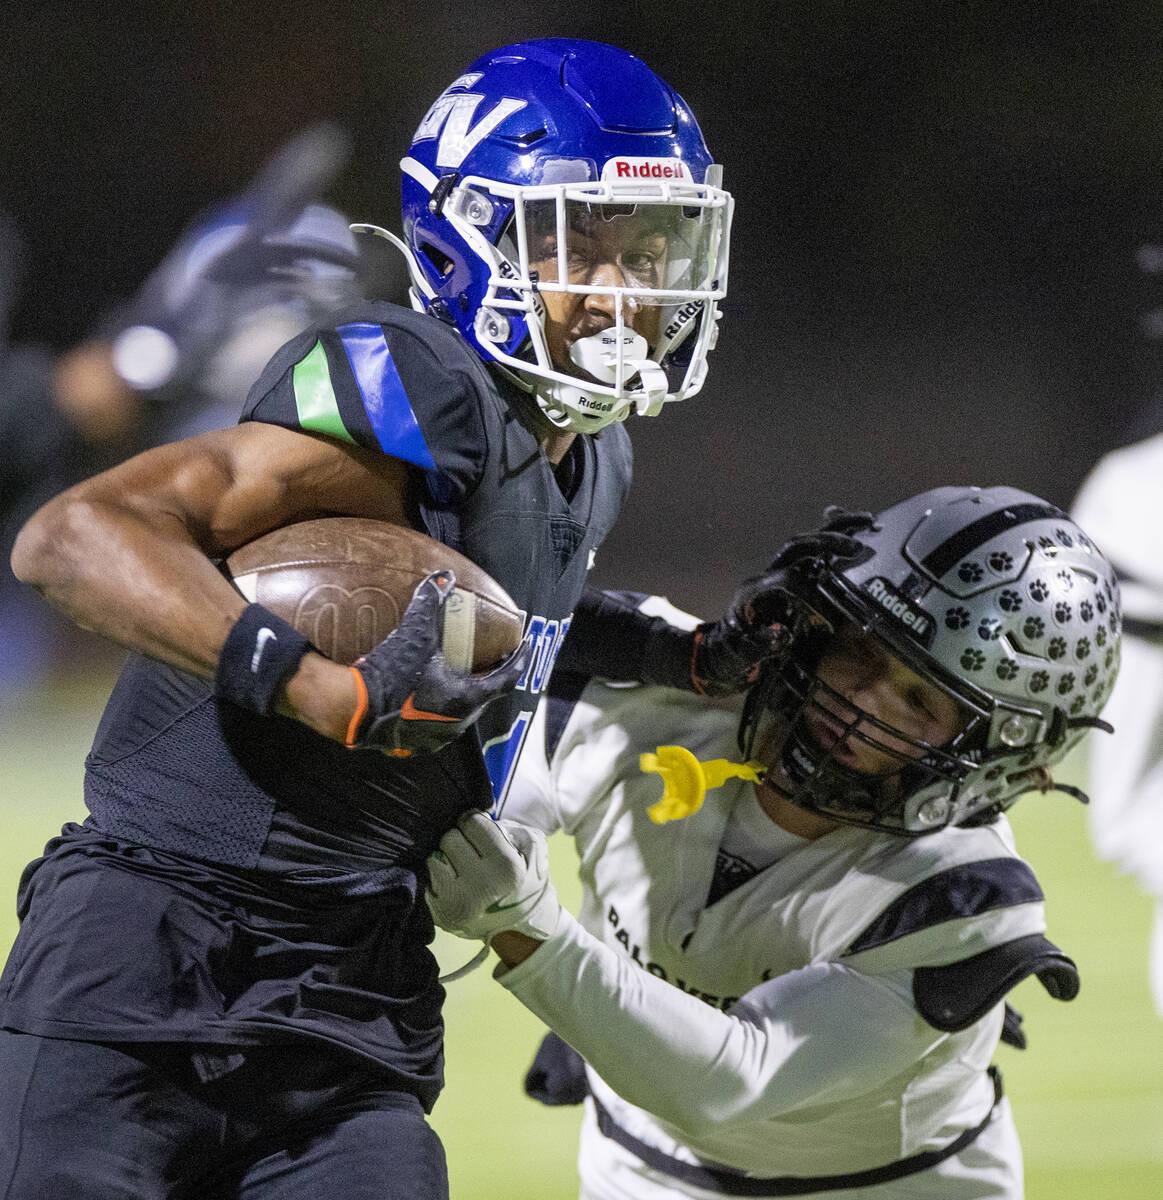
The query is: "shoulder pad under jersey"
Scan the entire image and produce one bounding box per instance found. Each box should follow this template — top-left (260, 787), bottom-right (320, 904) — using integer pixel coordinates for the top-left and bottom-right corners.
top-left (914, 933), bottom-right (1079, 1032)
top-left (241, 300), bottom-right (492, 504)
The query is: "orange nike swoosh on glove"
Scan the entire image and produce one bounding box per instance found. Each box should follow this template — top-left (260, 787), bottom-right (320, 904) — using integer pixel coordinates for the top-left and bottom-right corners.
top-left (401, 694), bottom-right (460, 722)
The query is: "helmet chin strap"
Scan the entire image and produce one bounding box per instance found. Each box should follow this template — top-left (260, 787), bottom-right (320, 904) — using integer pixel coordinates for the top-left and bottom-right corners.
top-left (630, 361), bottom-right (669, 416)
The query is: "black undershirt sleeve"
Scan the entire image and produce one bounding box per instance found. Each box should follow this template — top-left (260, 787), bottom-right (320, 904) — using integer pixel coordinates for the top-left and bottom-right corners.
top-left (554, 586), bottom-right (697, 688)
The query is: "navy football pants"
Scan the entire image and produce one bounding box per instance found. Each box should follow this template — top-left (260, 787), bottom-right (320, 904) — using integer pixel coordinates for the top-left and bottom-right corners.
top-left (0, 1031), bottom-right (448, 1199)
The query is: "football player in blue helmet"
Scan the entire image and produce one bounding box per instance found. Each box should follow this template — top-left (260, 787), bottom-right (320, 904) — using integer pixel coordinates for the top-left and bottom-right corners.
top-left (4, 40), bottom-right (730, 1200)
top-left (359, 38), bottom-right (733, 431)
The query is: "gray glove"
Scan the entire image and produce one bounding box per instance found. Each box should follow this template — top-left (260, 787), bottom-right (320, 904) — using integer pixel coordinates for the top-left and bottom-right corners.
top-left (426, 813), bottom-right (560, 943)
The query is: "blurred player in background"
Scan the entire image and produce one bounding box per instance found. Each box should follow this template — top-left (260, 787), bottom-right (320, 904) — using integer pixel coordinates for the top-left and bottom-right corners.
top-left (1073, 439), bottom-right (1163, 1016)
top-left (1067, 233), bottom-right (1163, 1020)
top-left (0, 124), bottom-right (364, 691)
top-left (2, 39), bottom-right (733, 1199)
top-left (428, 487), bottom-right (1122, 1200)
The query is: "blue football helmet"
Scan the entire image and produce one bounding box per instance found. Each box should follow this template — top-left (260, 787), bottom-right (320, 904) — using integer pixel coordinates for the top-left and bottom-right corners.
top-left (357, 39), bottom-right (733, 432)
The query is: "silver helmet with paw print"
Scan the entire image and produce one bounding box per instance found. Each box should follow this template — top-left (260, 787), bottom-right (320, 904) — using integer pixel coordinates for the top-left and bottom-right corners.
top-left (745, 486), bottom-right (1121, 834)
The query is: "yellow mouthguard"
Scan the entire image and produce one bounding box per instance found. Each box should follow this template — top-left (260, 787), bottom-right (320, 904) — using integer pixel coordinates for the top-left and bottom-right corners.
top-left (640, 745), bottom-right (765, 824)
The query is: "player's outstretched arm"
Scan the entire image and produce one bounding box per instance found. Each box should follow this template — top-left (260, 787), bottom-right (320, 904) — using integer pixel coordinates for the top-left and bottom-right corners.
top-left (558, 511), bottom-right (878, 695)
top-left (10, 422), bottom-right (411, 741)
top-left (428, 814), bottom-right (935, 1137)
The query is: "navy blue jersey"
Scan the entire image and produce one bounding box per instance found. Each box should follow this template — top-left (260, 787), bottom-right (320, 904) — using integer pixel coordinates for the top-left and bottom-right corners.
top-left (0, 301), bottom-right (632, 1103)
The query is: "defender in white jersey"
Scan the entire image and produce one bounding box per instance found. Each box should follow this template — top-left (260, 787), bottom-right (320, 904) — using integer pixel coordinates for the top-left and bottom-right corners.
top-left (427, 486), bottom-right (1122, 1199)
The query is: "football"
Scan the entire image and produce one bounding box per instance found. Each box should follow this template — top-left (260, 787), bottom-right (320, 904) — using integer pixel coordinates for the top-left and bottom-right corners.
top-left (224, 517), bottom-right (524, 672)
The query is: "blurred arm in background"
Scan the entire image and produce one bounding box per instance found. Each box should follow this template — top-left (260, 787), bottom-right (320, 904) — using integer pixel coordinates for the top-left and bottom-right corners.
top-left (1073, 433), bottom-right (1163, 1017)
top-left (0, 123), bottom-right (367, 693)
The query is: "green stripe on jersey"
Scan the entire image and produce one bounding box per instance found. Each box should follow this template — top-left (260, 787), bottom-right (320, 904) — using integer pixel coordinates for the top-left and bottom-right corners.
top-left (292, 340), bottom-right (356, 444)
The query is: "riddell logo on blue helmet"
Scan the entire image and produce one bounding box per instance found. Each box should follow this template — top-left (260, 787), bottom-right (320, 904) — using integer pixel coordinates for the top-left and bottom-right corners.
top-left (863, 578), bottom-right (935, 645)
top-left (601, 158), bottom-right (694, 182)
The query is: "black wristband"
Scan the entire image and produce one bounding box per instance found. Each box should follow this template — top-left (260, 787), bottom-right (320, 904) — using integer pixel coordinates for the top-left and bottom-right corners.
top-left (214, 604), bottom-right (313, 716)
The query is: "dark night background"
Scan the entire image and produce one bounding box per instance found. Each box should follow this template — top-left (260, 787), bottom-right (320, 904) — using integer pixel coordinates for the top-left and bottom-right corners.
top-left (4, 0), bottom-right (1163, 616)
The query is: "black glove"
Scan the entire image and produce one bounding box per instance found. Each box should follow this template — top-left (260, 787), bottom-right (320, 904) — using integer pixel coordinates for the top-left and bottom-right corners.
top-left (346, 570), bottom-right (531, 756)
top-left (762, 508), bottom-right (876, 587)
top-left (646, 508), bottom-right (877, 696)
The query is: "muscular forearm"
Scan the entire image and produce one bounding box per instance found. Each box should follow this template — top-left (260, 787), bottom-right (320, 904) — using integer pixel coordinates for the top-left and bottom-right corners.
top-left (12, 485), bottom-right (358, 740)
top-left (12, 487), bottom-right (245, 675)
top-left (10, 425), bottom-right (407, 742)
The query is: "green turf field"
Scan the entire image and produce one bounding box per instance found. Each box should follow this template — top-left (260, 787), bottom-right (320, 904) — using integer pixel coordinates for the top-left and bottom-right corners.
top-left (2, 670), bottom-right (1161, 1198)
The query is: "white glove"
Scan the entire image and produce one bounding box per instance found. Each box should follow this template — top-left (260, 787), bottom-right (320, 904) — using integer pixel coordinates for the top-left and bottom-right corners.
top-left (426, 813), bottom-right (560, 943)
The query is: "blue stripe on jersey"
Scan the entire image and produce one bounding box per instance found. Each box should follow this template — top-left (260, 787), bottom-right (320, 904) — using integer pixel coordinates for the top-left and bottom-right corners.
top-left (845, 857), bottom-right (1044, 955)
top-left (336, 322), bottom-right (438, 470)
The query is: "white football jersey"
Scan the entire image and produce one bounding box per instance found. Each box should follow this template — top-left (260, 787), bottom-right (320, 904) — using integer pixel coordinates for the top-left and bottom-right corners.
top-left (498, 677), bottom-right (1055, 1197)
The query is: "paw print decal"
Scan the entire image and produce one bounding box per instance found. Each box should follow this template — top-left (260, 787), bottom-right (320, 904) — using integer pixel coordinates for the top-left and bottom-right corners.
top-left (1056, 672), bottom-right (1076, 695)
top-left (999, 589), bottom-right (1023, 612)
top-left (1023, 615), bottom-right (1046, 640)
top-left (960, 648), bottom-right (986, 671)
top-left (1053, 602), bottom-right (1072, 624)
top-left (1056, 569), bottom-right (1074, 591)
top-left (978, 618), bottom-right (1002, 641)
top-left (996, 658), bottom-right (1020, 681)
top-left (1095, 626), bottom-right (1107, 647)
top-left (1055, 528), bottom-right (1075, 547)
top-left (1075, 637), bottom-right (1091, 660)
top-left (1084, 665), bottom-right (1098, 686)
top-left (1096, 594), bottom-right (1107, 614)
top-left (1070, 696), bottom-right (1086, 714)
top-left (1079, 600), bottom-right (1093, 622)
top-left (1029, 670), bottom-right (1050, 693)
top-left (1048, 637), bottom-right (1068, 660)
top-left (988, 551), bottom-right (1014, 573)
top-left (945, 606), bottom-right (971, 631)
top-left (1029, 579), bottom-right (1050, 603)
top-left (958, 561), bottom-right (984, 584)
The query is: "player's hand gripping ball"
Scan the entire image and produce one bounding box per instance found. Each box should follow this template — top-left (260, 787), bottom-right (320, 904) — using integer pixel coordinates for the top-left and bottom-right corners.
top-left (225, 517), bottom-right (529, 755)
top-left (347, 569), bottom-right (530, 756)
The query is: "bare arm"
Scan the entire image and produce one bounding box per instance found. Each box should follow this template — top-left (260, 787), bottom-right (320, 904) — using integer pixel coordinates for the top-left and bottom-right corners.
top-left (11, 422), bottom-right (413, 740)
top-left (492, 931), bottom-right (542, 967)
